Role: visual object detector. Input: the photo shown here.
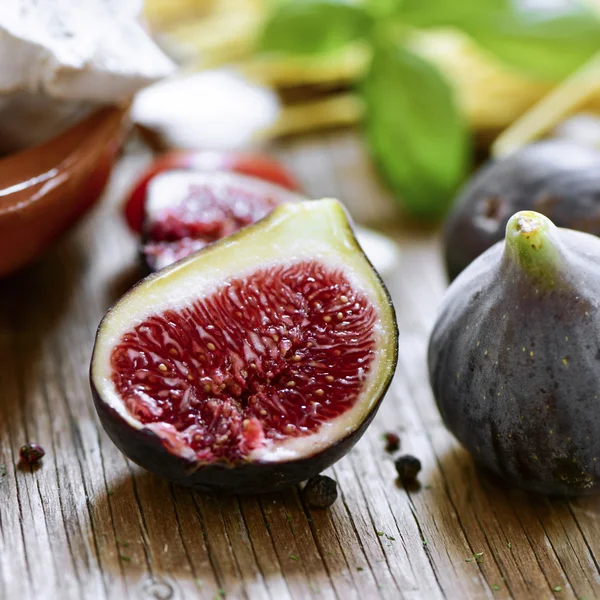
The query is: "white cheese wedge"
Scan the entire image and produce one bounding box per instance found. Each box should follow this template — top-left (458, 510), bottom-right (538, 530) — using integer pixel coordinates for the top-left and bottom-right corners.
top-left (0, 0), bottom-right (175, 102)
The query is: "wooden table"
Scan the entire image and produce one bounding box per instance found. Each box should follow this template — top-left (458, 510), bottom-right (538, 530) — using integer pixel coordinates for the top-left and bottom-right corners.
top-left (1, 130), bottom-right (599, 600)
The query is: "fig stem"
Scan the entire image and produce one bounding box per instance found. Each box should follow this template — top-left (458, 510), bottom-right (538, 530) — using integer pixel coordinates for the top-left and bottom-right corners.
top-left (503, 211), bottom-right (563, 282)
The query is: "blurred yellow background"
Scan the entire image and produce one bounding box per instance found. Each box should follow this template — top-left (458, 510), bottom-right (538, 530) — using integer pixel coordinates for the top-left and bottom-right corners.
top-left (141, 0), bottom-right (600, 144)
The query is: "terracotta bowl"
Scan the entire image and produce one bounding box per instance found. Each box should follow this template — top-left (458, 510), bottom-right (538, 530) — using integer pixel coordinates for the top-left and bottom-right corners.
top-left (0, 106), bottom-right (127, 277)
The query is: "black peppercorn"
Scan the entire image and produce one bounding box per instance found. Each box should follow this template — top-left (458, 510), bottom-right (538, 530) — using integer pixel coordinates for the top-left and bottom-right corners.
top-left (383, 432), bottom-right (400, 453)
top-left (394, 454), bottom-right (421, 484)
top-left (20, 443), bottom-right (45, 465)
top-left (303, 475), bottom-right (338, 508)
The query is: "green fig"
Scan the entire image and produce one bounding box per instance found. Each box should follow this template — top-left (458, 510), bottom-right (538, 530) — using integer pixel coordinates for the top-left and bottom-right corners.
top-left (429, 210), bottom-right (600, 495)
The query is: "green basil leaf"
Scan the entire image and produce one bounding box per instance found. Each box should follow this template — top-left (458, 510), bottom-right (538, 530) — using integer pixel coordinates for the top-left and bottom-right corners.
top-left (398, 0), bottom-right (508, 28)
top-left (260, 1), bottom-right (372, 55)
top-left (361, 43), bottom-right (470, 219)
top-left (463, 11), bottom-right (600, 81)
top-left (364, 0), bottom-right (401, 18)
top-left (399, 0), bottom-right (600, 81)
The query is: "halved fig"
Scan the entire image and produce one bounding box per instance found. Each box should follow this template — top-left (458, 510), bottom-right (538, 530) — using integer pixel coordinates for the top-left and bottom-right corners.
top-left (91, 199), bottom-right (398, 493)
top-left (142, 170), bottom-right (304, 271)
top-left (140, 170), bottom-right (401, 276)
top-left (124, 150), bottom-right (300, 233)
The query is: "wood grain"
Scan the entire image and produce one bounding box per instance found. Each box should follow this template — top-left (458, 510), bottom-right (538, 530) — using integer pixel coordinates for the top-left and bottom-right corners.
top-left (1, 130), bottom-right (599, 600)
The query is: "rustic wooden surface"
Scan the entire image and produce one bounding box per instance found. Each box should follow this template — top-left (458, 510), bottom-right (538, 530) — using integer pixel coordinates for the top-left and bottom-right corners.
top-left (1, 130), bottom-right (600, 600)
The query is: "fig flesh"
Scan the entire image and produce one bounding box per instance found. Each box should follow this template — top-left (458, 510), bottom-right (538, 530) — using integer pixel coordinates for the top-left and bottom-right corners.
top-left (140, 170), bottom-right (400, 276)
top-left (430, 211), bottom-right (600, 495)
top-left (124, 150), bottom-right (300, 233)
top-left (444, 141), bottom-right (600, 280)
top-left (142, 171), bottom-right (304, 271)
top-left (91, 200), bottom-right (398, 493)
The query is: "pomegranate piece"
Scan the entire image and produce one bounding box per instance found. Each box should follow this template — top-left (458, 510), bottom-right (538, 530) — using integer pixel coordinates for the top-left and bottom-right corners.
top-left (91, 200), bottom-right (398, 493)
top-left (124, 150), bottom-right (300, 233)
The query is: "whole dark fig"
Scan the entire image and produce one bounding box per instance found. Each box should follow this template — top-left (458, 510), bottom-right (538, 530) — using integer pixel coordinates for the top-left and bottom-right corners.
top-left (429, 211), bottom-right (600, 495)
top-left (444, 140), bottom-right (600, 280)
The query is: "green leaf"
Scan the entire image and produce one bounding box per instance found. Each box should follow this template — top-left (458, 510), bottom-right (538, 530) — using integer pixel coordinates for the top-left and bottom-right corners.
top-left (361, 43), bottom-right (469, 219)
top-left (398, 0), bottom-right (508, 27)
top-left (463, 10), bottom-right (600, 81)
top-left (260, 0), bottom-right (372, 55)
top-left (399, 0), bottom-right (600, 81)
top-left (364, 0), bottom-right (401, 18)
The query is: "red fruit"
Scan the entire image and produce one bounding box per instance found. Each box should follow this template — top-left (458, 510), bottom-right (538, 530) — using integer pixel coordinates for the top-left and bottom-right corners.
top-left (91, 200), bottom-right (398, 493)
top-left (140, 170), bottom-right (400, 277)
top-left (383, 432), bottom-right (400, 453)
top-left (112, 262), bottom-right (376, 461)
top-left (124, 150), bottom-right (300, 232)
top-left (20, 443), bottom-right (45, 465)
top-left (141, 171), bottom-right (304, 271)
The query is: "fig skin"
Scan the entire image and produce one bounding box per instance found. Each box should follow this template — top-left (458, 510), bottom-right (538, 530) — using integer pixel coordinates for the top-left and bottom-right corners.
top-left (91, 385), bottom-right (384, 494)
top-left (444, 140), bottom-right (600, 281)
top-left (429, 211), bottom-right (600, 496)
top-left (91, 287), bottom-right (395, 493)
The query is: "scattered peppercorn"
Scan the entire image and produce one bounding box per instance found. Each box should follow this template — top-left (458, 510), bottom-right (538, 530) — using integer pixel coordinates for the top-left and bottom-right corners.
top-left (383, 432), bottom-right (400, 453)
top-left (303, 475), bottom-right (338, 508)
top-left (19, 443), bottom-right (45, 465)
top-left (394, 454), bottom-right (421, 484)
